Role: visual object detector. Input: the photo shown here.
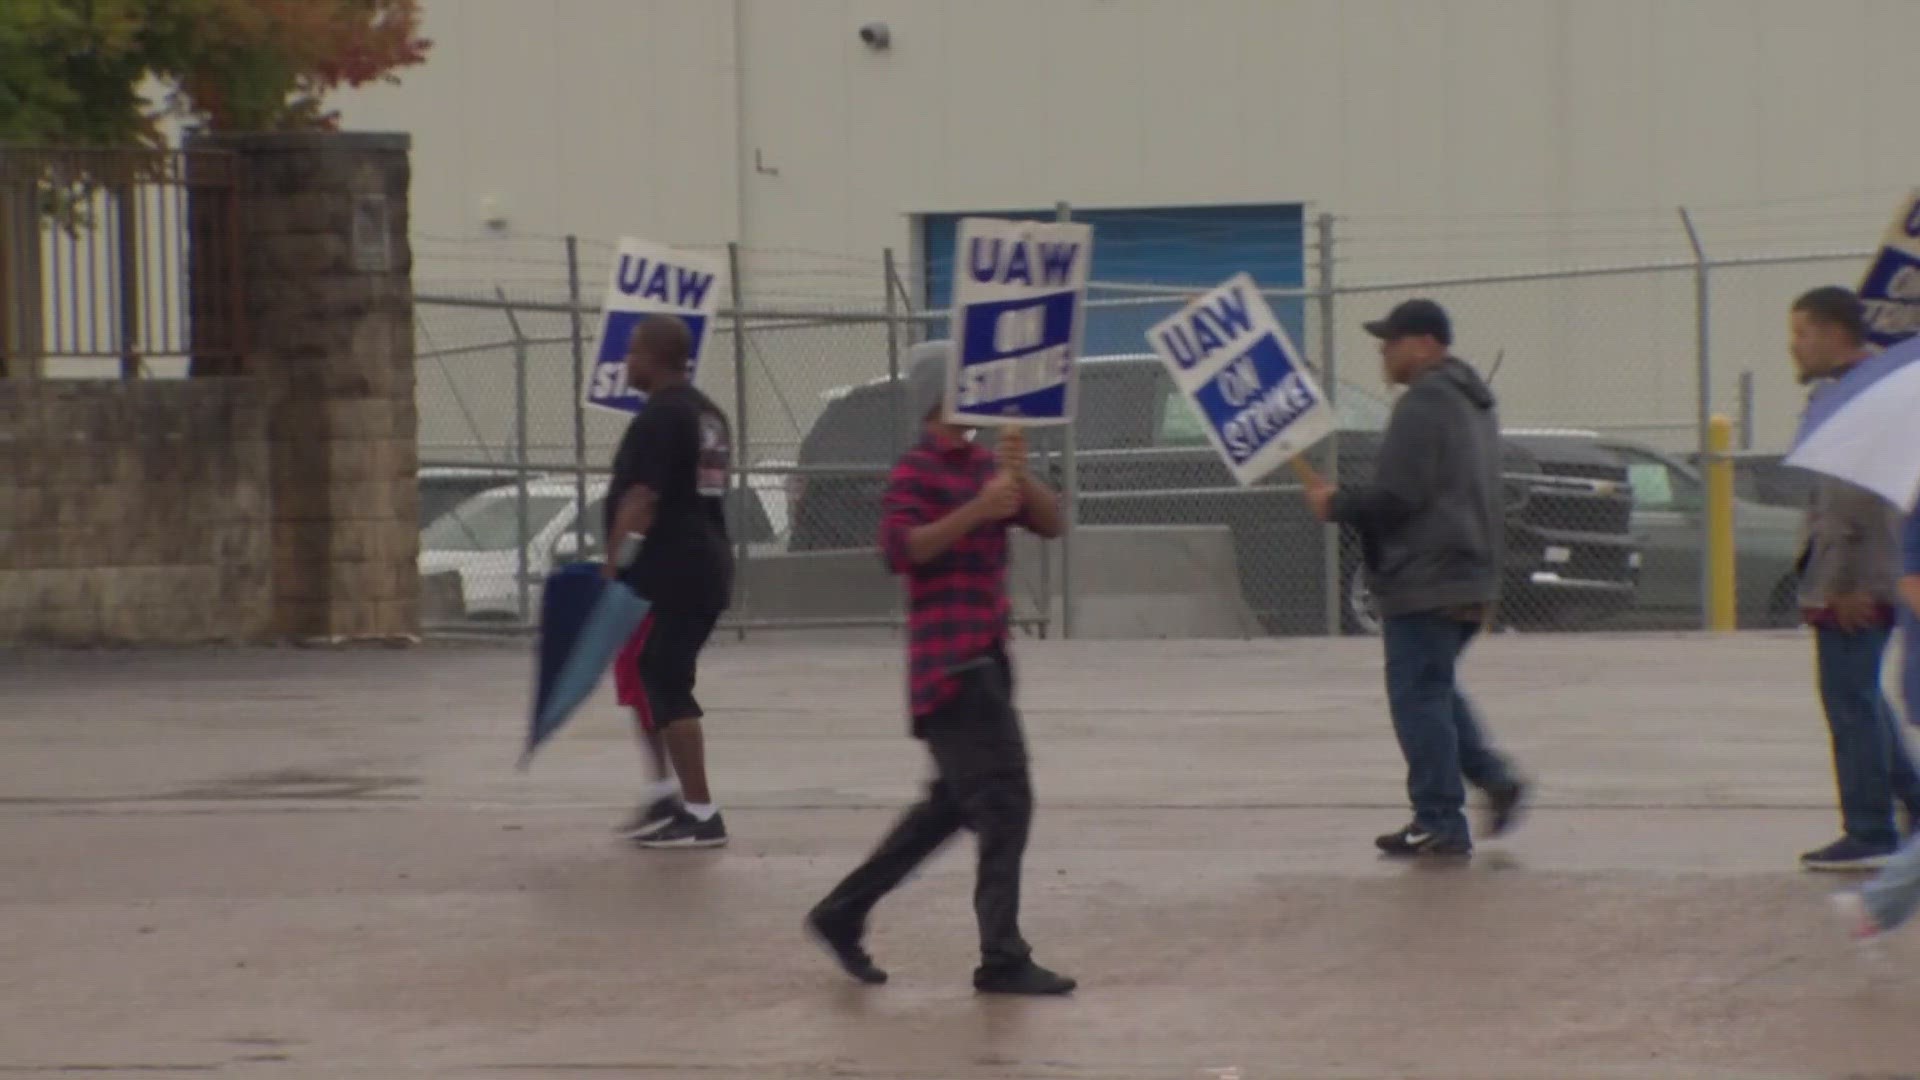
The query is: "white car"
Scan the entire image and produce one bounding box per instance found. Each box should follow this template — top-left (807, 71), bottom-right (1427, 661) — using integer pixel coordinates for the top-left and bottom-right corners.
top-left (418, 466), bottom-right (545, 529)
top-left (419, 475), bottom-right (785, 620)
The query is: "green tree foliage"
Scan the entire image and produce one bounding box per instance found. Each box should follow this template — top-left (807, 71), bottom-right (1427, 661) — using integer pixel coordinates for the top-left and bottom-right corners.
top-left (0, 0), bottom-right (171, 146)
top-left (0, 0), bottom-right (431, 146)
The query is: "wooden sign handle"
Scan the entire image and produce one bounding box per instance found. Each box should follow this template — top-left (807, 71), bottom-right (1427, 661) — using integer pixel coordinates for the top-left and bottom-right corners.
top-left (997, 425), bottom-right (1028, 478)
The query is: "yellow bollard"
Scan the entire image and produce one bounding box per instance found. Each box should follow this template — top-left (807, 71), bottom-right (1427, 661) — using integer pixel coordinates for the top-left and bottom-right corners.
top-left (1706, 415), bottom-right (1737, 631)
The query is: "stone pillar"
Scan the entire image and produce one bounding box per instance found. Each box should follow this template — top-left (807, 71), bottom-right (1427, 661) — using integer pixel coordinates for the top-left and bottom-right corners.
top-left (191, 132), bottom-right (419, 642)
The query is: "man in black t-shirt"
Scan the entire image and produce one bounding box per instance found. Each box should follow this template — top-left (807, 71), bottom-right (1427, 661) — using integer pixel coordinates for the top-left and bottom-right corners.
top-left (603, 315), bottom-right (735, 849)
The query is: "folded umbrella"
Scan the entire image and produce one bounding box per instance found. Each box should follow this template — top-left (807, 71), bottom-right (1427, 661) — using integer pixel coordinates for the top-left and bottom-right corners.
top-left (1786, 333), bottom-right (1920, 511)
top-left (522, 555), bottom-right (651, 770)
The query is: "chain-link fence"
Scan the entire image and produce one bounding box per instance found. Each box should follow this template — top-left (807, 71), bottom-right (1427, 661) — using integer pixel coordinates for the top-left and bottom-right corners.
top-left (413, 210), bottom-right (1873, 639)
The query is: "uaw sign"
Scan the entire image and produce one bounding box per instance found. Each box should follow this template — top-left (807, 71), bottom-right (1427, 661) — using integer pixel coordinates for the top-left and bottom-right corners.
top-left (1860, 189), bottom-right (1920, 347)
top-left (948, 217), bottom-right (1092, 427)
top-left (585, 239), bottom-right (723, 414)
top-left (1148, 273), bottom-right (1335, 487)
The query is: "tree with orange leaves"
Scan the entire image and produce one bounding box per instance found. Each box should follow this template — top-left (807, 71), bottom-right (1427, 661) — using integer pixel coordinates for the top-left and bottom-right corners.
top-left (0, 0), bottom-right (431, 145)
top-left (161, 0), bottom-right (431, 132)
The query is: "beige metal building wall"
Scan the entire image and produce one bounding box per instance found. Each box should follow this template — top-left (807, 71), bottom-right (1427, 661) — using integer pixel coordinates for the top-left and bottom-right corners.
top-left (338, 0), bottom-right (1920, 454)
top-left (339, 0), bottom-right (1919, 252)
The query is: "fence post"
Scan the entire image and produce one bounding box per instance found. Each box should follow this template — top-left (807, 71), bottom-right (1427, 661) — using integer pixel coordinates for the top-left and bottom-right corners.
top-left (1316, 212), bottom-right (1342, 638)
top-left (497, 286), bottom-right (533, 625)
top-left (1679, 206), bottom-right (1712, 630)
top-left (727, 242), bottom-right (751, 637)
top-left (1738, 370), bottom-right (1755, 450)
top-left (566, 235), bottom-right (589, 555)
top-left (1056, 200), bottom-right (1078, 640)
top-left (888, 254), bottom-right (920, 345)
top-left (114, 183), bottom-right (141, 379)
top-left (884, 247), bottom-right (903, 458)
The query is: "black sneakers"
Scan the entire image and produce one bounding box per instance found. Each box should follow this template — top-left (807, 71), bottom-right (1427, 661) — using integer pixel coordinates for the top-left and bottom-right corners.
top-left (1484, 778), bottom-right (1529, 838)
top-left (1800, 836), bottom-right (1895, 872)
top-left (974, 960), bottom-right (1077, 996)
top-left (804, 905), bottom-right (1074, 994)
top-left (806, 904), bottom-right (887, 985)
top-left (637, 809), bottom-right (728, 849)
top-left (614, 795), bottom-right (681, 840)
top-left (1376, 823), bottom-right (1472, 859)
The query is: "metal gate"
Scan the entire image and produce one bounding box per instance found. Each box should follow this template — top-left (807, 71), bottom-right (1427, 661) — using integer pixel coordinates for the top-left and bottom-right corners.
top-left (0, 146), bottom-right (244, 379)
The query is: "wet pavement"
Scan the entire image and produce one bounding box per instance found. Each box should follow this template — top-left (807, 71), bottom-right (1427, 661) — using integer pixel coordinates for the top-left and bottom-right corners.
top-left (2, 631), bottom-right (1917, 1079)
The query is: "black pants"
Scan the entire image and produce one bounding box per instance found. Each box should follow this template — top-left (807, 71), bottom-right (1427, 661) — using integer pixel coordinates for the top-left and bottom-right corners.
top-left (818, 647), bottom-right (1034, 967)
top-left (631, 606), bottom-right (720, 729)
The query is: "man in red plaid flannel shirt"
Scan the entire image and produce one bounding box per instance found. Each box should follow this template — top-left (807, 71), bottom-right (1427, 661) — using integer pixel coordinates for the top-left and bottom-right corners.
top-left (807, 341), bottom-right (1076, 996)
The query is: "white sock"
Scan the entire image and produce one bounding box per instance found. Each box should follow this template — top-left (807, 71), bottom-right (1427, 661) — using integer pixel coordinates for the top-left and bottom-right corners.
top-left (684, 801), bottom-right (718, 822)
top-left (642, 778), bottom-right (682, 803)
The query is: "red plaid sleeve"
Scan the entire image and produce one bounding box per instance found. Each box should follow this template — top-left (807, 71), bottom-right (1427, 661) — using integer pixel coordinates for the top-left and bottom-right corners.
top-left (879, 453), bottom-right (936, 574)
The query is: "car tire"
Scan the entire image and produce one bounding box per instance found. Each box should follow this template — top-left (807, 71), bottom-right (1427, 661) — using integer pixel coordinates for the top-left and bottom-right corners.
top-left (1343, 562), bottom-right (1384, 637)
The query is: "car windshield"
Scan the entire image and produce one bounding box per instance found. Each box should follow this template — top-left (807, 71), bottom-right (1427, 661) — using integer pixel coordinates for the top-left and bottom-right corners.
top-left (423, 493), bottom-right (573, 552)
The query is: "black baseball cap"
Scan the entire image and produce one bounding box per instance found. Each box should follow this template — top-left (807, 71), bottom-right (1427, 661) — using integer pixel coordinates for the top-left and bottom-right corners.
top-left (1364, 299), bottom-right (1452, 346)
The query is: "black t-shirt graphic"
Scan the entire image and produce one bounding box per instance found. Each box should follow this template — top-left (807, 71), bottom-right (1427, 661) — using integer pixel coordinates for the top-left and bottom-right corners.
top-left (606, 384), bottom-right (735, 612)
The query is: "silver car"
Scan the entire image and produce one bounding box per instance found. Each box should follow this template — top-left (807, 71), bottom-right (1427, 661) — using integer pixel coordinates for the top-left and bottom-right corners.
top-left (1600, 440), bottom-right (1804, 630)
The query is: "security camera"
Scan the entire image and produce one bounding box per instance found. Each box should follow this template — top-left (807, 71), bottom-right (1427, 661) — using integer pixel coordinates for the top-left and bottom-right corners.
top-left (858, 22), bottom-right (891, 50)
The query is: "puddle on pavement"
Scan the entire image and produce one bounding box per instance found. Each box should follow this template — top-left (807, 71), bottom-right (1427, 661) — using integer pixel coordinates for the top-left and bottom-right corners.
top-left (170, 767), bottom-right (421, 801)
top-left (0, 767), bottom-right (421, 806)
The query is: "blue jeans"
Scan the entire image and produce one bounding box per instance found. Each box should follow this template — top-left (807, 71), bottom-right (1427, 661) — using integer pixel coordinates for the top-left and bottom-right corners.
top-left (1857, 613), bottom-right (1920, 932)
top-left (1898, 611), bottom-right (1920, 727)
top-left (1383, 612), bottom-right (1517, 839)
top-left (1814, 625), bottom-right (1920, 846)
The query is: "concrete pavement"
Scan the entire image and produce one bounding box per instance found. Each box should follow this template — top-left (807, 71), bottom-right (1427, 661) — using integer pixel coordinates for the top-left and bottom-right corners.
top-left (2, 632), bottom-right (1917, 1079)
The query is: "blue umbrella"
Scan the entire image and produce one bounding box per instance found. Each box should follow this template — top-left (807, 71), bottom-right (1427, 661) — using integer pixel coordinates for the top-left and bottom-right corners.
top-left (1786, 333), bottom-right (1920, 512)
top-left (522, 560), bottom-right (651, 770)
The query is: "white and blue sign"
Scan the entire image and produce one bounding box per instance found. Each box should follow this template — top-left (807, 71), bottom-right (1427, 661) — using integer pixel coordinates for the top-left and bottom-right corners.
top-left (1147, 273), bottom-right (1335, 487)
top-left (1860, 189), bottom-right (1920, 348)
top-left (584, 238), bottom-right (724, 415)
top-left (947, 217), bottom-right (1092, 427)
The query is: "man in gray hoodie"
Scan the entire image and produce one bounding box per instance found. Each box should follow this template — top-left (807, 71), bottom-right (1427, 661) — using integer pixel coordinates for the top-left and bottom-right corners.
top-left (1306, 299), bottom-right (1528, 858)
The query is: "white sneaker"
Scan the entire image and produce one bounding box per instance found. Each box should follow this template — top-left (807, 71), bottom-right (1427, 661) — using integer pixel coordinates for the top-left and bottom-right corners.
top-left (1830, 891), bottom-right (1884, 945)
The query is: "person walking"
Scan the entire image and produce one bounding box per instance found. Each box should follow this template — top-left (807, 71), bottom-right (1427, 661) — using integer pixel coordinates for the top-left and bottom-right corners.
top-left (806, 341), bottom-right (1076, 995)
top-left (1884, 483), bottom-right (1920, 740)
top-left (1304, 299), bottom-right (1529, 859)
top-left (1834, 505), bottom-right (1920, 938)
top-left (1786, 287), bottom-right (1920, 871)
top-left (609, 625), bottom-right (679, 840)
top-left (603, 315), bottom-right (735, 849)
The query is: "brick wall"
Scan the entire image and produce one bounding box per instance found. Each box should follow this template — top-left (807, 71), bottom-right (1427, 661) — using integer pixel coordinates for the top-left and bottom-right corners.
top-left (0, 380), bottom-right (270, 644)
top-left (0, 131), bottom-right (418, 647)
top-left (199, 131), bottom-right (420, 642)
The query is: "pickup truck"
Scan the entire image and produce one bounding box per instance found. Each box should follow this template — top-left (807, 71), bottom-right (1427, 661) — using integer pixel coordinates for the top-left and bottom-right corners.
top-left (787, 353), bottom-right (1640, 634)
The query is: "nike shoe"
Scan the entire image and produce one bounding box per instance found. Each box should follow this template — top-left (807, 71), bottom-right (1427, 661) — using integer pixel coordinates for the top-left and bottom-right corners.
top-left (1483, 777), bottom-right (1529, 839)
top-left (637, 808), bottom-right (728, 849)
top-left (1800, 837), bottom-right (1895, 872)
top-left (614, 795), bottom-right (680, 840)
top-left (1375, 822), bottom-right (1472, 859)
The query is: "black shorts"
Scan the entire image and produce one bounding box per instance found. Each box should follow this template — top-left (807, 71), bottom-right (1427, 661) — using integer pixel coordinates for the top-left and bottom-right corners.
top-left (623, 607), bottom-right (720, 731)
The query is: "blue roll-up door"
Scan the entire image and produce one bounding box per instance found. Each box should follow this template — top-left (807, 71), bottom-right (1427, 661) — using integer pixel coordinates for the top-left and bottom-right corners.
top-left (920, 203), bottom-right (1305, 357)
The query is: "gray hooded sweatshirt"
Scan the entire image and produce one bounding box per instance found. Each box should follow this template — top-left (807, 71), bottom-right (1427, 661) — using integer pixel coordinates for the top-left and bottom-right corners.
top-left (1331, 357), bottom-right (1503, 618)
